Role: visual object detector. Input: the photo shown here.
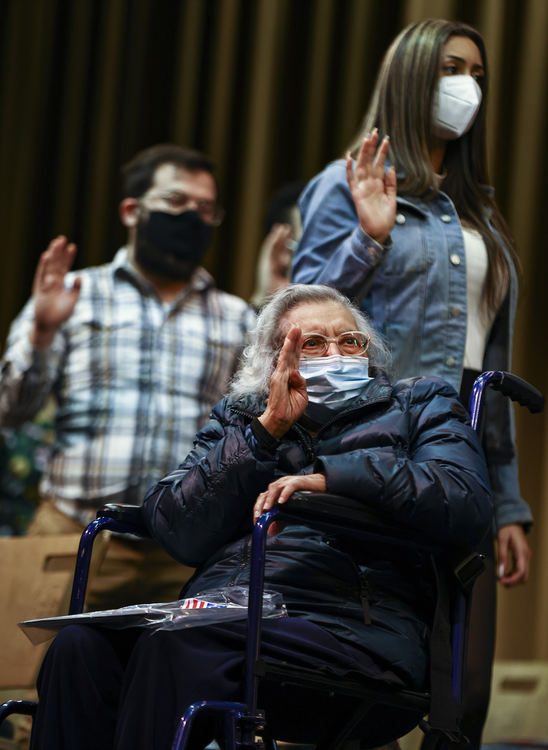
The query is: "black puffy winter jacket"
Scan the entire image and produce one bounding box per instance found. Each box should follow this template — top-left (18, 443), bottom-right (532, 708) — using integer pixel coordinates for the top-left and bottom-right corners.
top-left (143, 372), bottom-right (492, 689)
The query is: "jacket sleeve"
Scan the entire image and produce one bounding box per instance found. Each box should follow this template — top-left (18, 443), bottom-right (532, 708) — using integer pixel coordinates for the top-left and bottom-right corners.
top-left (488, 457), bottom-right (532, 531)
top-left (315, 378), bottom-right (493, 548)
top-left (142, 400), bottom-right (279, 567)
top-left (0, 298), bottom-right (64, 428)
top-left (291, 161), bottom-right (390, 301)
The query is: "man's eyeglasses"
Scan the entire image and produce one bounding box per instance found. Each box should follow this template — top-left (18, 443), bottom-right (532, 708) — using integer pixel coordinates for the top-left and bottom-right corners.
top-left (142, 190), bottom-right (225, 226)
top-left (301, 331), bottom-right (370, 358)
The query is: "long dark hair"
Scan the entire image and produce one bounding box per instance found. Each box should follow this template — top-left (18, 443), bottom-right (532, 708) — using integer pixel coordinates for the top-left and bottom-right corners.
top-left (348, 19), bottom-right (519, 315)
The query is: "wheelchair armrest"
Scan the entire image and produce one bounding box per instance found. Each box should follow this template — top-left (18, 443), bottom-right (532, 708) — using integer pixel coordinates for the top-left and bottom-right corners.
top-left (69, 504), bottom-right (149, 614)
top-left (281, 491), bottom-right (484, 587)
top-left (96, 503), bottom-right (147, 532)
top-left (285, 491), bottom-right (389, 525)
top-left (280, 490), bottom-right (441, 553)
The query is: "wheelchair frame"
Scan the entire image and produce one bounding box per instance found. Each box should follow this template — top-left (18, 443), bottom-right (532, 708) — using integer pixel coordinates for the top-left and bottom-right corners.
top-left (0, 370), bottom-right (543, 748)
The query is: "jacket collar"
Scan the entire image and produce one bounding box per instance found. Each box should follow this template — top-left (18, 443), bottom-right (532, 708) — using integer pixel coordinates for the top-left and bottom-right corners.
top-left (229, 369), bottom-right (394, 422)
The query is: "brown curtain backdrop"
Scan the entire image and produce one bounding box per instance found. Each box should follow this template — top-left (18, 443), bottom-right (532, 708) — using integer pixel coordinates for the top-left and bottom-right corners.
top-left (0, 0), bottom-right (546, 660)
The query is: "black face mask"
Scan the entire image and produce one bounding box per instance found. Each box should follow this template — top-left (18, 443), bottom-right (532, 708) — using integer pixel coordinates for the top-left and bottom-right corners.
top-left (135, 210), bottom-right (213, 280)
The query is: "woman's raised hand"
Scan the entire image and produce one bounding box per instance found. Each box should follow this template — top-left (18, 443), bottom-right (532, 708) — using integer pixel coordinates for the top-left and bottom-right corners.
top-left (258, 324), bottom-right (308, 440)
top-left (346, 129), bottom-right (397, 245)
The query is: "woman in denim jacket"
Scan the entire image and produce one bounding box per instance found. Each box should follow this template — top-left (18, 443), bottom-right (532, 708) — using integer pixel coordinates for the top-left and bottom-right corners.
top-left (292, 18), bottom-right (532, 749)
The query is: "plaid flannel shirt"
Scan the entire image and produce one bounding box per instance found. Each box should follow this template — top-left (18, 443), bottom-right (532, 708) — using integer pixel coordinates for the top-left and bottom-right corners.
top-left (0, 249), bottom-right (256, 524)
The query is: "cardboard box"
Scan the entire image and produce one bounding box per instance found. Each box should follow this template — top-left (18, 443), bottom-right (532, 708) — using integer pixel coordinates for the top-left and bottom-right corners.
top-left (0, 535), bottom-right (93, 688)
top-left (482, 660), bottom-right (548, 742)
top-left (399, 661), bottom-right (548, 749)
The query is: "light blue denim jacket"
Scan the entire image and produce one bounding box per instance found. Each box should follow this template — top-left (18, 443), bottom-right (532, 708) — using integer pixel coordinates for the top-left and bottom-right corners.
top-left (292, 158), bottom-right (533, 532)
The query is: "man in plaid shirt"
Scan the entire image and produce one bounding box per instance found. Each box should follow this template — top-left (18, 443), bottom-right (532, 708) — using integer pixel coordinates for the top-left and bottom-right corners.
top-left (0, 144), bottom-right (256, 610)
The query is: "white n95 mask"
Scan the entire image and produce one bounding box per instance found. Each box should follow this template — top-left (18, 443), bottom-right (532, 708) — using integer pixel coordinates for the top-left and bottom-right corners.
top-left (432, 75), bottom-right (482, 140)
top-left (299, 355), bottom-right (372, 415)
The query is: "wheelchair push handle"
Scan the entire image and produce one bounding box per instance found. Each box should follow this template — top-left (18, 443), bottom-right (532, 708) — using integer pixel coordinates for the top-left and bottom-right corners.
top-left (489, 371), bottom-right (544, 413)
top-left (469, 371), bottom-right (544, 433)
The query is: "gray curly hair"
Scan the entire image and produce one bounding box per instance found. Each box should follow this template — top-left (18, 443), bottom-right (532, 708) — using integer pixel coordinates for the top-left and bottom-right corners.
top-left (229, 284), bottom-right (391, 400)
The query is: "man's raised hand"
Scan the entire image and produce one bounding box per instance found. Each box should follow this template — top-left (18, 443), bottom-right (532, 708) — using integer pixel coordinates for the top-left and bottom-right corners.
top-left (31, 236), bottom-right (81, 348)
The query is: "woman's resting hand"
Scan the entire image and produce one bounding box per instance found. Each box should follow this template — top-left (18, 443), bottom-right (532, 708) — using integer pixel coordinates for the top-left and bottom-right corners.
top-left (253, 473), bottom-right (327, 523)
top-left (497, 523), bottom-right (531, 586)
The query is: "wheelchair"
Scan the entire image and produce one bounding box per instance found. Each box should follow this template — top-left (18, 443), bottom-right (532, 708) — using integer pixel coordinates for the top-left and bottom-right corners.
top-left (0, 370), bottom-right (543, 749)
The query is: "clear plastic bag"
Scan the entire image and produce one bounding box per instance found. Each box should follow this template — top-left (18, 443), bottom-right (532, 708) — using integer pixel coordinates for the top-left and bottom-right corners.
top-left (19, 587), bottom-right (287, 645)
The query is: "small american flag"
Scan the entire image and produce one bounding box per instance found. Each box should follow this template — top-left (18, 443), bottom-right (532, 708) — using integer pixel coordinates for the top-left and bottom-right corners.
top-left (180, 598), bottom-right (225, 610)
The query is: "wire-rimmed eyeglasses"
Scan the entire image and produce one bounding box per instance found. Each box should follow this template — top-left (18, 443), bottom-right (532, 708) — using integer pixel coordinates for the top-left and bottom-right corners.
top-left (300, 331), bottom-right (370, 358)
top-left (142, 190), bottom-right (225, 226)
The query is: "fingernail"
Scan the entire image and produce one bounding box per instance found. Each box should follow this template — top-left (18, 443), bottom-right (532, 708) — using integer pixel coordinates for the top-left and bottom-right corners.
top-left (383, 134), bottom-right (390, 141)
top-left (498, 564), bottom-right (504, 579)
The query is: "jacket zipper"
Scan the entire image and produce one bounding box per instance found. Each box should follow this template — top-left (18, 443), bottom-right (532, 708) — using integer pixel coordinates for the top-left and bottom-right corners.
top-left (359, 571), bottom-right (372, 625)
top-left (292, 422), bottom-right (316, 462)
top-left (230, 406), bottom-right (257, 420)
top-left (348, 557), bottom-right (372, 625)
top-left (228, 534), bottom-right (251, 587)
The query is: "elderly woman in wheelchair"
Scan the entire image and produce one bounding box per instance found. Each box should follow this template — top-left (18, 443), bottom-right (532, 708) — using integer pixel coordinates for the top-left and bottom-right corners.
top-left (29, 284), bottom-right (492, 750)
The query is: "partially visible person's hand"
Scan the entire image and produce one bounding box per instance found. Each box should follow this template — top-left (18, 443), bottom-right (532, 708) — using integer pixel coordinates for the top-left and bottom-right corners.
top-left (258, 324), bottom-right (308, 439)
top-left (31, 235), bottom-right (81, 348)
top-left (253, 473), bottom-right (327, 529)
top-left (497, 523), bottom-right (531, 586)
top-left (346, 129), bottom-right (397, 245)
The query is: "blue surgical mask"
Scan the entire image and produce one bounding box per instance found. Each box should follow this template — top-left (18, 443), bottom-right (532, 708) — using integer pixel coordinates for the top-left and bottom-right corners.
top-left (299, 354), bottom-right (372, 420)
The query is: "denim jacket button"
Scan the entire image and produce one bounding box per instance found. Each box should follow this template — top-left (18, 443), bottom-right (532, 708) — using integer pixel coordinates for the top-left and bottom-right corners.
top-left (395, 213), bottom-right (406, 225)
top-left (450, 306), bottom-right (461, 317)
top-left (446, 356), bottom-right (456, 366)
top-left (450, 253), bottom-right (461, 265)
top-left (441, 214), bottom-right (451, 222)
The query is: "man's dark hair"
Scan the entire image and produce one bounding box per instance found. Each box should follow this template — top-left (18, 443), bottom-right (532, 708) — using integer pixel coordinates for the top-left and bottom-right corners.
top-left (120, 144), bottom-right (216, 199)
top-left (264, 180), bottom-right (306, 234)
